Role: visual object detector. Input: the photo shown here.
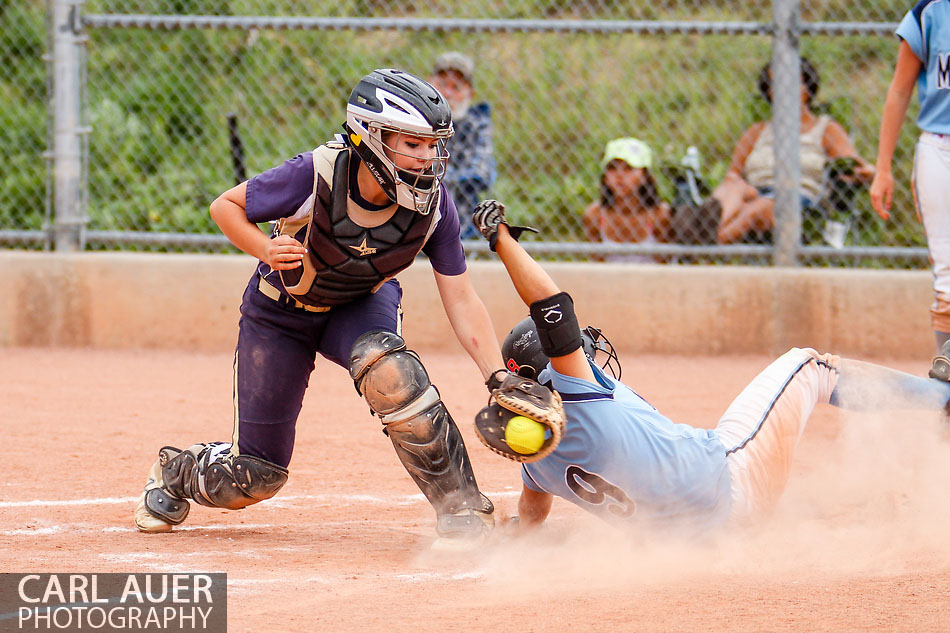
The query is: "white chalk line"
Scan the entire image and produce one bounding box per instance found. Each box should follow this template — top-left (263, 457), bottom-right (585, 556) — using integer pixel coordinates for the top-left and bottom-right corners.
top-left (2, 526), bottom-right (62, 536)
top-left (0, 491), bottom-right (520, 537)
top-left (2, 518), bottom-right (445, 537)
top-left (0, 490), bottom-right (520, 510)
top-left (227, 570), bottom-right (488, 587)
top-left (0, 497), bottom-right (499, 588)
top-left (92, 548), bottom-right (490, 586)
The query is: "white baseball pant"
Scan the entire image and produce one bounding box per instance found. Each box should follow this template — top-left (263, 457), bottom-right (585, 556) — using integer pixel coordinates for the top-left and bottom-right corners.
top-left (715, 347), bottom-right (840, 523)
top-left (914, 132), bottom-right (950, 337)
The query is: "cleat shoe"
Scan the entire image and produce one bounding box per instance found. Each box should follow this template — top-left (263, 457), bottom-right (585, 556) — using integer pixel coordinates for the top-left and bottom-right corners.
top-left (133, 492), bottom-right (173, 533)
top-left (431, 507), bottom-right (494, 552)
top-left (132, 450), bottom-right (183, 534)
top-left (930, 340), bottom-right (950, 382)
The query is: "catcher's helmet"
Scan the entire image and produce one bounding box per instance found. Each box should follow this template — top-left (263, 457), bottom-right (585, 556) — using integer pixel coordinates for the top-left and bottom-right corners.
top-left (501, 317), bottom-right (622, 380)
top-left (343, 68), bottom-right (453, 215)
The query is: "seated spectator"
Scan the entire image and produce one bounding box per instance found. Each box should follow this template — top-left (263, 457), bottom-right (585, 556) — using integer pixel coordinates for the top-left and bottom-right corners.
top-left (703, 58), bottom-right (874, 244)
top-left (582, 138), bottom-right (671, 263)
top-left (429, 52), bottom-right (497, 239)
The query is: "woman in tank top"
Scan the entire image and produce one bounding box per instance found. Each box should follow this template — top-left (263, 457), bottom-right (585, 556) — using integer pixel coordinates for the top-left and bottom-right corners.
top-left (707, 59), bottom-right (874, 244)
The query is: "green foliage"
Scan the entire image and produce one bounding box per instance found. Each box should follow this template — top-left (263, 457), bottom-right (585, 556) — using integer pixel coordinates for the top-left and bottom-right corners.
top-left (1, 1), bottom-right (46, 229)
top-left (2, 1), bottom-right (928, 264)
top-left (0, 2), bottom-right (44, 65)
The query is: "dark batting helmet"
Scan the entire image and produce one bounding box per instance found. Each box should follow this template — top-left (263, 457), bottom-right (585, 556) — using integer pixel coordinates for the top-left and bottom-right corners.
top-left (501, 316), bottom-right (621, 380)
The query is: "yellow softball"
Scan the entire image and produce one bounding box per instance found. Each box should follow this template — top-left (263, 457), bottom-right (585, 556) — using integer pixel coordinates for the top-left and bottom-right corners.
top-left (504, 415), bottom-right (546, 454)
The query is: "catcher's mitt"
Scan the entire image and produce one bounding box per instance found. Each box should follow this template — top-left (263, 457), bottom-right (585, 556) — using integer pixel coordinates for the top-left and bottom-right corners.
top-left (474, 372), bottom-right (566, 463)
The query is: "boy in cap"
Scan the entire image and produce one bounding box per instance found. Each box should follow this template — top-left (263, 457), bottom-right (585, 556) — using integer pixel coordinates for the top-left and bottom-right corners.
top-left (430, 52), bottom-right (497, 239)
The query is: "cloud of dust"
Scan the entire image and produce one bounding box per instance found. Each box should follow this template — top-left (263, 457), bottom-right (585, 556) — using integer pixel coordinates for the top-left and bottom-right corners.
top-left (460, 405), bottom-right (950, 596)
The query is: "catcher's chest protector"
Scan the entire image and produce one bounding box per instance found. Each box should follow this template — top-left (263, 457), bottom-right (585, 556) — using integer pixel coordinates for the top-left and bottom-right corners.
top-left (278, 144), bottom-right (439, 308)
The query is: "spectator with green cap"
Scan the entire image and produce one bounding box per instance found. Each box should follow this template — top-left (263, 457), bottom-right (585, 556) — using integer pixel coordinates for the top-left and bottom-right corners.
top-left (582, 137), bottom-right (671, 263)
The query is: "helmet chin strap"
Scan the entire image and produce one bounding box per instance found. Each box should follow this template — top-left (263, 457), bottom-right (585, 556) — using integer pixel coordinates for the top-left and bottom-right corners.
top-left (351, 151), bottom-right (395, 207)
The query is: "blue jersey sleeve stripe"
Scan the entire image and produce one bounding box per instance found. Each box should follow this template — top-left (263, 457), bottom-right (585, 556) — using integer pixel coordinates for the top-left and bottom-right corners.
top-left (559, 392), bottom-right (614, 402)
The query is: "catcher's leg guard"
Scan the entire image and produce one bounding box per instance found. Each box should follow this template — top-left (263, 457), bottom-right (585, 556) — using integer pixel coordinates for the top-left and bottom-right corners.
top-left (350, 331), bottom-right (494, 541)
top-left (135, 442), bottom-right (288, 533)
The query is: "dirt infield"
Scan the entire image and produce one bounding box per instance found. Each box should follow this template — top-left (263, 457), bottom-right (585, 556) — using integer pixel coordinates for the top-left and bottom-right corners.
top-left (3, 347), bottom-right (950, 632)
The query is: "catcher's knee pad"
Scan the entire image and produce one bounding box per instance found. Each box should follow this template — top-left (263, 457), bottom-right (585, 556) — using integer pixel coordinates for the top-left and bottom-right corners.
top-left (144, 442), bottom-right (288, 522)
top-left (349, 330), bottom-right (432, 418)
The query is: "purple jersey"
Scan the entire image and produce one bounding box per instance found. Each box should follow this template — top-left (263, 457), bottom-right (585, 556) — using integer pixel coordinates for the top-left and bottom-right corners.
top-left (245, 150), bottom-right (467, 276)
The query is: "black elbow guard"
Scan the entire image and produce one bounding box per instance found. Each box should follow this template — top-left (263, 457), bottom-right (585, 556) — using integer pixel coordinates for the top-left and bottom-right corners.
top-left (529, 292), bottom-right (582, 359)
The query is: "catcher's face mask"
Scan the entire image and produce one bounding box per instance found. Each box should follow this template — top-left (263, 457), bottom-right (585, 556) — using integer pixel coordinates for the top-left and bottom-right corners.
top-left (474, 402), bottom-right (561, 464)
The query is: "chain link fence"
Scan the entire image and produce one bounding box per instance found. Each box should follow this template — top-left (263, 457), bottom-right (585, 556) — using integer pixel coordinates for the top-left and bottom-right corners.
top-left (2, 1), bottom-right (50, 240)
top-left (1, 1), bottom-right (930, 266)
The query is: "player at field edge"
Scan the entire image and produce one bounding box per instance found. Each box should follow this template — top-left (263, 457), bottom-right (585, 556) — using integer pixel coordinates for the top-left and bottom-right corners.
top-left (132, 69), bottom-right (509, 550)
top-left (470, 198), bottom-right (950, 535)
top-left (870, 0), bottom-right (950, 355)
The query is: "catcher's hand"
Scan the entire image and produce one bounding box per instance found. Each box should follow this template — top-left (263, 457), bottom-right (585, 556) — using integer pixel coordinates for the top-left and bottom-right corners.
top-left (472, 199), bottom-right (539, 251)
top-left (474, 373), bottom-right (566, 463)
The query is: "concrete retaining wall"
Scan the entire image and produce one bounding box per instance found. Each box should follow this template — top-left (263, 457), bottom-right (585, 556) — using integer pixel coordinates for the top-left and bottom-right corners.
top-left (0, 251), bottom-right (934, 359)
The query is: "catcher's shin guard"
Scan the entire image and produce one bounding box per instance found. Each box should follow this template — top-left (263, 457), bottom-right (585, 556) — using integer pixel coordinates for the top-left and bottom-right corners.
top-left (927, 340), bottom-right (950, 425)
top-left (350, 331), bottom-right (494, 539)
top-left (385, 394), bottom-right (494, 531)
top-left (136, 442), bottom-right (288, 532)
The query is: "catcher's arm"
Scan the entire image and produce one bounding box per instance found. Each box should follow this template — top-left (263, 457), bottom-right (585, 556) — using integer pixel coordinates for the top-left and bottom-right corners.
top-left (433, 269), bottom-right (504, 380)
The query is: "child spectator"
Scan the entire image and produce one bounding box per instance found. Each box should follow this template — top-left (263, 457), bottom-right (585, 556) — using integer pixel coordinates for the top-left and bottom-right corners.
top-left (583, 138), bottom-right (671, 263)
top-left (429, 52), bottom-right (497, 239)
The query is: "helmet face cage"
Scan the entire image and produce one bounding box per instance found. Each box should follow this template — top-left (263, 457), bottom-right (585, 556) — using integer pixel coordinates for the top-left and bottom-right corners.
top-left (344, 69), bottom-right (454, 215)
top-left (502, 317), bottom-right (622, 380)
top-left (381, 126), bottom-right (452, 209)
top-left (582, 326), bottom-right (622, 380)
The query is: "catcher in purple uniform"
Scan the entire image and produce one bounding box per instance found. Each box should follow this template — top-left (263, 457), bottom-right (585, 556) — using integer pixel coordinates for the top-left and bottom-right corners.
top-left (133, 69), bottom-right (506, 548)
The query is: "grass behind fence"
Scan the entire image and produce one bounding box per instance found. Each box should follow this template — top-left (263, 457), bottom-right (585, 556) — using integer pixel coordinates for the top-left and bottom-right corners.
top-left (5, 0), bottom-right (927, 261)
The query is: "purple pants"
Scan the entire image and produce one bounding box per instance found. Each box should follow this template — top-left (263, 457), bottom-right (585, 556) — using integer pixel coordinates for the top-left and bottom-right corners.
top-left (232, 275), bottom-right (402, 467)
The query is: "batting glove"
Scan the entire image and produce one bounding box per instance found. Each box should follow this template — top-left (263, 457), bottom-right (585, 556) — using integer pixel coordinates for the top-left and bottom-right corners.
top-left (472, 199), bottom-right (539, 251)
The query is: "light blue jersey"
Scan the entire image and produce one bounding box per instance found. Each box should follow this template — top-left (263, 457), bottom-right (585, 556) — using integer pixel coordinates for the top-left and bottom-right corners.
top-left (522, 362), bottom-right (733, 533)
top-left (898, 0), bottom-right (950, 134)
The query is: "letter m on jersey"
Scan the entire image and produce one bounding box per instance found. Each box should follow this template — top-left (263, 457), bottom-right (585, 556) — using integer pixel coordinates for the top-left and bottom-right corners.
top-left (939, 52), bottom-right (950, 90)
